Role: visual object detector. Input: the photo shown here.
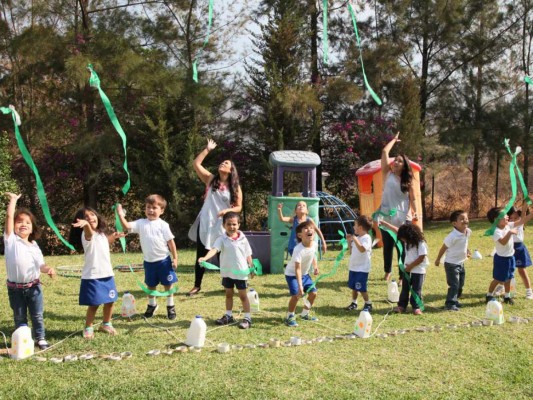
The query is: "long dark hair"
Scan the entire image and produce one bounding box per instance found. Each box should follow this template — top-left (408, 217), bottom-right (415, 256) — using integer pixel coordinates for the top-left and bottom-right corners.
top-left (68, 207), bottom-right (108, 252)
top-left (14, 208), bottom-right (41, 242)
top-left (398, 154), bottom-right (414, 193)
top-left (210, 160), bottom-right (240, 205)
top-left (397, 223), bottom-right (425, 250)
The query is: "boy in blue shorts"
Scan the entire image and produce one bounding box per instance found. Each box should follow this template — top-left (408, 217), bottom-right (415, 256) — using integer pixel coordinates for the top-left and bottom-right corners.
top-left (117, 195), bottom-right (178, 319)
top-left (284, 220), bottom-right (320, 327)
top-left (345, 215), bottom-right (373, 313)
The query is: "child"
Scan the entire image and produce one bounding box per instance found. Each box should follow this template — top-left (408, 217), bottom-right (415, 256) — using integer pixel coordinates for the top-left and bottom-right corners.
top-left (508, 204), bottom-right (533, 299)
top-left (116, 195), bottom-right (178, 319)
top-left (69, 207), bottom-right (124, 339)
top-left (345, 215), bottom-right (373, 313)
top-left (198, 212), bottom-right (254, 329)
top-left (4, 193), bottom-right (55, 350)
top-left (381, 220), bottom-right (428, 315)
top-left (277, 201), bottom-right (327, 256)
top-left (434, 210), bottom-right (471, 311)
top-left (284, 220), bottom-right (320, 326)
top-left (486, 206), bottom-right (533, 304)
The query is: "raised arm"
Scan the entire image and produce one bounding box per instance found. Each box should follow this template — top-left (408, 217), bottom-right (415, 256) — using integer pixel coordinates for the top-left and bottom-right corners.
top-left (116, 203), bottom-right (131, 230)
top-left (193, 139), bottom-right (217, 186)
top-left (5, 192), bottom-right (21, 237)
top-left (71, 218), bottom-right (95, 241)
top-left (277, 203), bottom-right (293, 223)
top-left (381, 132), bottom-right (400, 179)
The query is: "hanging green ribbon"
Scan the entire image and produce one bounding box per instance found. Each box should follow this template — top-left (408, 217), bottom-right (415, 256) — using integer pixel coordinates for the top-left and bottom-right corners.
top-left (504, 141), bottom-right (531, 205)
top-left (372, 208), bottom-right (397, 220)
top-left (112, 205), bottom-right (127, 253)
top-left (1, 106), bottom-right (75, 251)
top-left (322, 0), bottom-right (329, 65)
top-left (305, 231), bottom-right (348, 293)
top-left (192, 0), bottom-right (214, 83)
top-left (378, 225), bottom-right (425, 310)
top-left (87, 64), bottom-right (130, 195)
top-left (525, 75), bottom-right (532, 85)
top-left (347, 2), bottom-right (382, 106)
top-left (200, 259), bottom-right (263, 276)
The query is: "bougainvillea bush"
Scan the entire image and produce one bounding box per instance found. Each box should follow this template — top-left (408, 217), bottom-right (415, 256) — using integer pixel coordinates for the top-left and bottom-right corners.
top-left (321, 117), bottom-right (396, 208)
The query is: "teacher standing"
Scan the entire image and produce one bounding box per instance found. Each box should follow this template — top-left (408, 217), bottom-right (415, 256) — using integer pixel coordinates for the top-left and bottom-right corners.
top-left (379, 133), bottom-right (418, 281)
top-left (187, 139), bottom-right (242, 296)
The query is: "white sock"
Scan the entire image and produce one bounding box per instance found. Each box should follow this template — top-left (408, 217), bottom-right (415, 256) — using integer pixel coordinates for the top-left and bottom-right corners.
top-left (352, 300), bottom-right (358, 304)
top-left (244, 313), bottom-right (251, 320)
top-left (148, 297), bottom-right (157, 306)
top-left (167, 296), bottom-right (174, 306)
top-left (301, 309), bottom-right (310, 317)
top-left (526, 288), bottom-right (533, 294)
top-left (226, 310), bottom-right (233, 316)
top-left (504, 293), bottom-right (510, 298)
top-left (365, 301), bottom-right (372, 305)
top-left (287, 312), bottom-right (295, 319)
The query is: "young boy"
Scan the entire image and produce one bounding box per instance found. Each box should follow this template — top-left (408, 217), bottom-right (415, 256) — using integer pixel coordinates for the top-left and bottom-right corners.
top-left (486, 206), bottom-right (533, 304)
top-left (117, 195), bottom-right (178, 319)
top-left (198, 212), bottom-right (254, 329)
top-left (284, 220), bottom-right (320, 327)
top-left (345, 215), bottom-right (373, 313)
top-left (435, 210), bottom-right (471, 311)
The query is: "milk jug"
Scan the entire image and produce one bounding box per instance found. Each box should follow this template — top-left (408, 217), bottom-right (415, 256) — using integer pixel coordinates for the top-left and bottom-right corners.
top-left (471, 249), bottom-right (482, 260)
top-left (485, 299), bottom-right (504, 325)
top-left (10, 324), bottom-right (34, 360)
top-left (354, 310), bottom-right (373, 338)
top-left (247, 288), bottom-right (260, 312)
top-left (121, 291), bottom-right (136, 318)
top-left (185, 315), bottom-right (207, 347)
top-left (387, 280), bottom-right (400, 303)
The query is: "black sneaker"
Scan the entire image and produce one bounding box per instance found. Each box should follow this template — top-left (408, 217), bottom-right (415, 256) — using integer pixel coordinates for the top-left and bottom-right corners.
top-left (363, 303), bottom-right (373, 313)
top-left (345, 302), bottom-right (358, 311)
top-left (215, 314), bottom-right (235, 325)
top-left (456, 302), bottom-right (463, 308)
top-left (238, 317), bottom-right (252, 329)
top-left (144, 304), bottom-right (158, 318)
top-left (485, 295), bottom-right (495, 303)
top-left (167, 305), bottom-right (176, 320)
top-left (503, 297), bottom-right (515, 305)
top-left (446, 305), bottom-right (459, 311)
top-left (37, 339), bottom-right (49, 350)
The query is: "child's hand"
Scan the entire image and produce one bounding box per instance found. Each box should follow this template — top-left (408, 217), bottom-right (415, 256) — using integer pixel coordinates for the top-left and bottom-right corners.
top-left (116, 203), bottom-right (126, 217)
top-left (198, 257), bottom-right (205, 264)
top-left (467, 249), bottom-right (472, 258)
top-left (322, 242), bottom-right (327, 254)
top-left (6, 192), bottom-right (21, 201)
top-left (112, 232), bottom-right (126, 240)
top-left (72, 219), bottom-right (89, 228)
top-left (297, 286), bottom-right (304, 297)
top-left (172, 258), bottom-right (178, 270)
top-left (47, 268), bottom-right (56, 278)
top-left (277, 203), bottom-right (283, 210)
top-left (434, 259), bottom-right (441, 267)
top-left (510, 228), bottom-right (518, 235)
top-left (313, 267), bottom-right (319, 275)
top-left (206, 138), bottom-right (217, 152)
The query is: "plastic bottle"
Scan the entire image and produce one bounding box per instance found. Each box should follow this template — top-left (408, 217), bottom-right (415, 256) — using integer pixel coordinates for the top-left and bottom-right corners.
top-left (387, 280), bottom-right (400, 303)
top-left (10, 324), bottom-right (34, 360)
top-left (184, 315), bottom-right (207, 347)
top-left (121, 291), bottom-right (136, 318)
top-left (485, 299), bottom-right (504, 325)
top-left (247, 288), bottom-right (260, 312)
top-left (471, 250), bottom-right (482, 260)
top-left (354, 310), bottom-right (373, 338)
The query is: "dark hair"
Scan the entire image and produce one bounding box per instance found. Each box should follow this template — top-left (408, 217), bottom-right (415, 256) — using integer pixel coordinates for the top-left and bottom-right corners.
top-left (356, 215), bottom-right (373, 232)
top-left (397, 223), bottom-right (425, 250)
top-left (397, 154), bottom-right (414, 193)
top-left (295, 220), bottom-right (314, 242)
top-left (211, 160), bottom-right (240, 206)
top-left (68, 207), bottom-right (108, 252)
top-left (450, 210), bottom-right (466, 223)
top-left (146, 194), bottom-right (167, 210)
top-left (507, 206), bottom-right (521, 218)
top-left (14, 208), bottom-right (41, 241)
top-left (222, 211), bottom-right (240, 224)
top-left (487, 207), bottom-right (503, 224)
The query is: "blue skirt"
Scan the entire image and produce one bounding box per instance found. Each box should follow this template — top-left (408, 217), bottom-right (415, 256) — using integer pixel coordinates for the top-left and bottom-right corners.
top-left (79, 276), bottom-right (118, 306)
top-left (514, 242), bottom-right (532, 268)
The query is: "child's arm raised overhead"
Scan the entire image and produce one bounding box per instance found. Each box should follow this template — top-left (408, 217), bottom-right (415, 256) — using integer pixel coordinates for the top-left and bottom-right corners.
top-left (116, 204), bottom-right (131, 230)
top-left (168, 239), bottom-right (178, 270)
top-left (381, 132), bottom-right (399, 179)
top-left (277, 203), bottom-right (293, 223)
top-left (5, 192), bottom-right (21, 237)
top-left (310, 219), bottom-right (327, 254)
top-left (514, 203), bottom-right (533, 227)
top-left (434, 243), bottom-right (448, 266)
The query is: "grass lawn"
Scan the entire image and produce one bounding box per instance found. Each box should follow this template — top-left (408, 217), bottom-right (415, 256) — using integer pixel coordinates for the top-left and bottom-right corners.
top-left (0, 219), bottom-right (532, 399)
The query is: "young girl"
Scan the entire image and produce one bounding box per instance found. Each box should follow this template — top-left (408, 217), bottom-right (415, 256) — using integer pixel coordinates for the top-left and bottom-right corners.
top-left (4, 193), bottom-right (55, 350)
top-left (507, 204), bottom-right (533, 299)
top-left (69, 207), bottom-right (125, 339)
top-left (381, 220), bottom-right (428, 315)
top-left (277, 201), bottom-right (327, 256)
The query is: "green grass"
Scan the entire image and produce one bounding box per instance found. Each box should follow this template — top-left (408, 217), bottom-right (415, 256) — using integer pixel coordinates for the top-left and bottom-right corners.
top-left (1, 219), bottom-right (532, 399)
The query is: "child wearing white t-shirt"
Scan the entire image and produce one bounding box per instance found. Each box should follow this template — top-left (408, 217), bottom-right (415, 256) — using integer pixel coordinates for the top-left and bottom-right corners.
top-left (345, 215), bottom-right (373, 313)
top-left (435, 210), bottom-right (471, 311)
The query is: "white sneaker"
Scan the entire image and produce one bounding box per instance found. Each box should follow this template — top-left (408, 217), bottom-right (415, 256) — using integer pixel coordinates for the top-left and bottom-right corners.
top-left (525, 290), bottom-right (533, 300)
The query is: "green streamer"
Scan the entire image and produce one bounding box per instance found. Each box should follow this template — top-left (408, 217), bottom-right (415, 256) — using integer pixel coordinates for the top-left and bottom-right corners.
top-left (200, 259), bottom-right (261, 276)
top-left (192, 0), bottom-right (214, 83)
top-left (347, 2), bottom-right (382, 106)
top-left (112, 204), bottom-right (127, 253)
top-left (1, 106), bottom-right (75, 251)
top-left (372, 208), bottom-right (397, 219)
top-left (322, 0), bottom-right (329, 65)
top-left (525, 75), bottom-right (532, 85)
top-left (87, 64), bottom-right (130, 195)
top-left (378, 225), bottom-right (425, 310)
top-left (504, 141), bottom-right (531, 205)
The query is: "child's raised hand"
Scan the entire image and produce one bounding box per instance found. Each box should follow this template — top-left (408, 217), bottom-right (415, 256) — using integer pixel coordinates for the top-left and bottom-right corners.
top-left (116, 203), bottom-right (126, 217)
top-left (394, 132), bottom-right (401, 142)
top-left (5, 192), bottom-right (21, 201)
top-left (277, 203), bottom-right (283, 210)
top-left (72, 218), bottom-right (89, 228)
top-left (206, 138), bottom-right (217, 152)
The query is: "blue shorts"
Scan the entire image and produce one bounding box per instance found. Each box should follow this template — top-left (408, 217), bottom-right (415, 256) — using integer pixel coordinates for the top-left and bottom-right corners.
top-left (221, 277), bottom-right (247, 290)
top-left (514, 242), bottom-right (532, 268)
top-left (348, 271), bottom-right (369, 292)
top-left (79, 276), bottom-right (118, 306)
top-left (144, 256), bottom-right (178, 287)
top-left (285, 274), bottom-right (317, 296)
top-left (493, 254), bottom-right (516, 282)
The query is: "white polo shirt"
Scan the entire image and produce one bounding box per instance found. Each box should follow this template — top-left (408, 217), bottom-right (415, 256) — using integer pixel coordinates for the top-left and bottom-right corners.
top-left (443, 228), bottom-right (472, 265)
top-left (81, 232), bottom-right (114, 279)
top-left (493, 222), bottom-right (515, 257)
top-left (129, 218), bottom-right (174, 262)
top-left (405, 241), bottom-right (429, 274)
top-left (212, 231), bottom-right (252, 280)
top-left (4, 233), bottom-right (45, 283)
top-left (348, 234), bottom-right (372, 273)
top-left (285, 242), bottom-right (317, 277)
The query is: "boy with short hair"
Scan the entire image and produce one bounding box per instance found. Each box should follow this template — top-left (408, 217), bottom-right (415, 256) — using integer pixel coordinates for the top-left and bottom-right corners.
top-left (117, 195), bottom-right (178, 319)
top-left (345, 215), bottom-right (373, 313)
top-left (435, 210), bottom-right (471, 311)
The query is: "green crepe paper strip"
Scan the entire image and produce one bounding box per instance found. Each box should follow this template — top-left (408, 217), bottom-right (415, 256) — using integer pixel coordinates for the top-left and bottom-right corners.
top-left (192, 0), bottom-right (214, 83)
top-left (347, 2), bottom-right (382, 106)
top-left (504, 140), bottom-right (531, 205)
top-left (87, 64), bottom-right (131, 196)
top-left (1, 106), bottom-right (75, 251)
top-left (305, 230), bottom-right (348, 294)
top-left (525, 75), bottom-right (532, 85)
top-left (378, 225), bottom-right (425, 310)
top-left (372, 209), bottom-right (397, 219)
top-left (200, 260), bottom-right (260, 276)
top-left (112, 205), bottom-right (127, 253)
top-left (322, 0), bottom-right (329, 65)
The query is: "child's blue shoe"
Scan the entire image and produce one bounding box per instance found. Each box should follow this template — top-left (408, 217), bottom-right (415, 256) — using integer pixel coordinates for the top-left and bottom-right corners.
top-left (284, 316), bottom-right (298, 327)
top-left (301, 314), bottom-right (318, 321)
